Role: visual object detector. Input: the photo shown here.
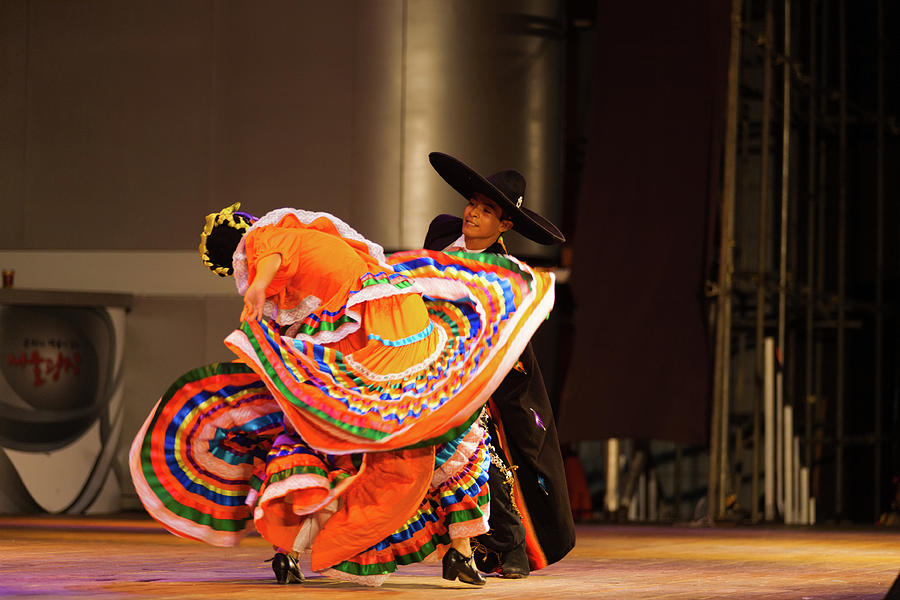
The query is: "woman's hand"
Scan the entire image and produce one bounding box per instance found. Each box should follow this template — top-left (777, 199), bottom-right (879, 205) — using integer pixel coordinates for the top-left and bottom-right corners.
top-left (241, 282), bottom-right (268, 322)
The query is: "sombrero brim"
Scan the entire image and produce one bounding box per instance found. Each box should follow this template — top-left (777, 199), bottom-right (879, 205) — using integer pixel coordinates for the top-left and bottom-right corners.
top-left (429, 152), bottom-right (565, 245)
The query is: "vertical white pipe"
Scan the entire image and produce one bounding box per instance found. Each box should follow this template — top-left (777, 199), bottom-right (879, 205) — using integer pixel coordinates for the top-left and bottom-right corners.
top-left (765, 337), bottom-right (776, 520)
top-left (638, 472), bottom-right (647, 522)
top-left (793, 436), bottom-right (801, 523)
top-left (605, 438), bottom-right (620, 514)
top-left (809, 497), bottom-right (816, 525)
top-left (776, 369), bottom-right (784, 516)
top-left (800, 466), bottom-right (809, 524)
top-left (628, 492), bottom-right (638, 521)
top-left (649, 468), bottom-right (658, 522)
top-left (784, 405), bottom-right (793, 523)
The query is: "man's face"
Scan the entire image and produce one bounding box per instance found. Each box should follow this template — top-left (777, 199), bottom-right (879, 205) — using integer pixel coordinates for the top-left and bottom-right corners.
top-left (462, 193), bottom-right (513, 250)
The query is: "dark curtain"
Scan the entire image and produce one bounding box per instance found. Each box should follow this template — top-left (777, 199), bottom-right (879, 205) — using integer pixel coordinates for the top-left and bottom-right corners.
top-left (558, 0), bottom-right (731, 445)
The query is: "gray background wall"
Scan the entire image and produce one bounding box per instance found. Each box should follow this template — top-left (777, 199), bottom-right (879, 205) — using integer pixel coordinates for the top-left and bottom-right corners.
top-left (0, 0), bottom-right (565, 509)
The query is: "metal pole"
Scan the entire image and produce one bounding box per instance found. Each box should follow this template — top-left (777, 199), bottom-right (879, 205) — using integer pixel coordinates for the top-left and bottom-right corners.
top-left (812, 141), bottom-right (826, 507)
top-left (709, 0), bottom-right (744, 521)
top-left (812, 0), bottom-right (830, 507)
top-left (777, 0), bottom-right (792, 521)
top-left (606, 438), bottom-right (620, 515)
top-left (800, 465), bottom-right (810, 523)
top-left (804, 0), bottom-right (818, 513)
top-left (675, 444), bottom-right (683, 520)
top-left (736, 332), bottom-right (746, 504)
top-left (874, 0), bottom-right (885, 520)
top-left (836, 0), bottom-right (847, 520)
top-left (710, 286), bottom-right (724, 520)
top-left (765, 337), bottom-right (776, 520)
top-left (753, 0), bottom-right (775, 524)
top-left (784, 404), bottom-right (794, 523)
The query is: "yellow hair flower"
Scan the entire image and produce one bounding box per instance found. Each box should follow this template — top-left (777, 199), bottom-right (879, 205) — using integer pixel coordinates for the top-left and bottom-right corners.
top-left (199, 202), bottom-right (253, 277)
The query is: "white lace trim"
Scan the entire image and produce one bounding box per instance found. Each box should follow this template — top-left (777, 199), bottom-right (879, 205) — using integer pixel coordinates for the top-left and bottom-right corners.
top-left (256, 473), bottom-right (332, 516)
top-left (430, 422), bottom-right (485, 488)
top-left (232, 236), bottom-right (250, 294)
top-left (343, 325), bottom-right (447, 382)
top-left (320, 568), bottom-right (391, 588)
top-left (347, 279), bottom-right (419, 307)
top-left (286, 310), bottom-right (362, 345)
top-left (405, 275), bottom-right (473, 303)
top-left (277, 294), bottom-right (323, 327)
top-left (448, 514), bottom-right (490, 540)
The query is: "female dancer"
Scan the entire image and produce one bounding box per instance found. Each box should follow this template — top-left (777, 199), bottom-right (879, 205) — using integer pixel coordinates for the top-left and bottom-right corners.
top-left (129, 203), bottom-right (555, 587)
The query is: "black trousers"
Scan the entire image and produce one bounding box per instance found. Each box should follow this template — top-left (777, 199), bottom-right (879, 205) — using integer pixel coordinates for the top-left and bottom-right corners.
top-left (477, 438), bottom-right (526, 553)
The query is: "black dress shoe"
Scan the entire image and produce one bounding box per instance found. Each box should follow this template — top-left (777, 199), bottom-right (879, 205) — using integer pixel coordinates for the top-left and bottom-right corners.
top-left (499, 544), bottom-right (530, 579)
top-left (268, 552), bottom-right (304, 584)
top-left (442, 547), bottom-right (487, 586)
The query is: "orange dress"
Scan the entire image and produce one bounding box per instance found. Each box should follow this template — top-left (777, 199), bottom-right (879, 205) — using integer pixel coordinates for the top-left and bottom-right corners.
top-left (130, 209), bottom-right (555, 586)
top-left (241, 213), bottom-right (438, 376)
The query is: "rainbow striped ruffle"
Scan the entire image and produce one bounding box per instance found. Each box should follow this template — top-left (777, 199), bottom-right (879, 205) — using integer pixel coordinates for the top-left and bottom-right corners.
top-left (129, 362), bottom-right (282, 546)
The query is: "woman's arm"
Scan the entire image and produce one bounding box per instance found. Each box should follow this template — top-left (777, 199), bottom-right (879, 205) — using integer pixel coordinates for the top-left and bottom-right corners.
top-left (241, 253), bottom-right (283, 322)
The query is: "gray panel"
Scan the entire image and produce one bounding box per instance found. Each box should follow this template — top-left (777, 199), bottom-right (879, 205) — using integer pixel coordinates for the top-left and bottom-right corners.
top-left (349, 1), bottom-right (404, 249)
top-left (402, 0), bottom-right (564, 258)
top-left (24, 1), bottom-right (213, 249)
top-left (0, 0), bottom-right (27, 249)
top-left (210, 3), bottom-right (357, 225)
top-left (202, 294), bottom-right (243, 360)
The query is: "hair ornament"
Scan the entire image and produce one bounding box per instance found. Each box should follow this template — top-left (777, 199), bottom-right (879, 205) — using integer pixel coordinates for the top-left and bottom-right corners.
top-left (199, 202), bottom-right (257, 277)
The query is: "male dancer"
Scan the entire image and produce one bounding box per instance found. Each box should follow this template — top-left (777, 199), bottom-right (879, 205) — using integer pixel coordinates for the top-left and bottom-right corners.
top-left (424, 152), bottom-right (576, 577)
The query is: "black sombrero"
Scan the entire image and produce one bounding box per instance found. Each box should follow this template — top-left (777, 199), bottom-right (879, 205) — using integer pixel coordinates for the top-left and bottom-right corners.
top-left (429, 152), bottom-right (565, 245)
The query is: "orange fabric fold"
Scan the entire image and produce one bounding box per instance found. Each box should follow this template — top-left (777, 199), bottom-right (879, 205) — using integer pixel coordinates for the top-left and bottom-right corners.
top-left (310, 446), bottom-right (435, 571)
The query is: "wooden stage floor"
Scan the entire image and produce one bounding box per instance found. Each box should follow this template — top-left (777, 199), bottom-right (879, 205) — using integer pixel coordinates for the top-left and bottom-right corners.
top-left (1, 516), bottom-right (898, 599)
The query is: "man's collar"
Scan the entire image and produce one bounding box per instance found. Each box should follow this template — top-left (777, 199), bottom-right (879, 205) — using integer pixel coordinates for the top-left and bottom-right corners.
top-left (444, 234), bottom-right (477, 252)
top-left (444, 234), bottom-right (506, 254)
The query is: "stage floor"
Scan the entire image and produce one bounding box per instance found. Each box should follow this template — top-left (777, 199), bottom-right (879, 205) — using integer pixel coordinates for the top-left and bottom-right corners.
top-left (1, 516), bottom-right (898, 599)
